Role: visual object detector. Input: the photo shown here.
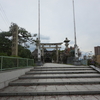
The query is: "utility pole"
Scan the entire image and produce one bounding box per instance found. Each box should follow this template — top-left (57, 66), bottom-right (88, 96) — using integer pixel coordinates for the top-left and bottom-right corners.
top-left (11, 23), bottom-right (18, 56)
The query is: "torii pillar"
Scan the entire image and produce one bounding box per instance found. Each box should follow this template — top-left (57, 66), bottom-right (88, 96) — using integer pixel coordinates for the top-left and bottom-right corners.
top-left (56, 45), bottom-right (59, 63)
top-left (42, 44), bottom-right (44, 63)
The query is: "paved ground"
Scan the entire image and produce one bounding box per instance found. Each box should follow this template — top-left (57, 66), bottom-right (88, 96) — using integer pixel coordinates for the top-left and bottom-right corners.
top-left (0, 63), bottom-right (100, 100)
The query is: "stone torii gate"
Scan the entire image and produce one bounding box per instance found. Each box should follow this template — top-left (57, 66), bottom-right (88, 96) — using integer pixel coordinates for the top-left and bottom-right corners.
top-left (40, 43), bottom-right (62, 63)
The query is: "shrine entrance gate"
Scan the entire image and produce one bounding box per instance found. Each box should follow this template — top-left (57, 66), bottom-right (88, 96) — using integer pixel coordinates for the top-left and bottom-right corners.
top-left (41, 43), bottom-right (62, 63)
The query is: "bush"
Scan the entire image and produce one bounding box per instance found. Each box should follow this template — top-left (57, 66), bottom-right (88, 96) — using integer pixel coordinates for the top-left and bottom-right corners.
top-left (87, 59), bottom-right (100, 68)
top-left (0, 53), bottom-right (7, 56)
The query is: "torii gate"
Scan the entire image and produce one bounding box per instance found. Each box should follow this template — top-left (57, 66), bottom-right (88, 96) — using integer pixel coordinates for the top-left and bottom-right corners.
top-left (40, 43), bottom-right (63, 63)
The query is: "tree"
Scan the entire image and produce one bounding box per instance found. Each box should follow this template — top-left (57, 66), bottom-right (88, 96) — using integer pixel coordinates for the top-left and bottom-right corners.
top-left (0, 23), bottom-right (35, 58)
top-left (18, 45), bottom-right (32, 58)
top-left (10, 23), bottom-right (34, 48)
top-left (0, 32), bottom-right (12, 55)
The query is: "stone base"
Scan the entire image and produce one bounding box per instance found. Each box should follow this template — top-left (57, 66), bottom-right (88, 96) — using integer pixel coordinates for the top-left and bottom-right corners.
top-left (36, 61), bottom-right (43, 66)
top-left (73, 58), bottom-right (81, 66)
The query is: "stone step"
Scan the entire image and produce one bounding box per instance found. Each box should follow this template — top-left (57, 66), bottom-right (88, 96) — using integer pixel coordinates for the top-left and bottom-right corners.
top-left (0, 91), bottom-right (100, 96)
top-left (34, 66), bottom-right (90, 69)
top-left (0, 63), bottom-right (100, 98)
top-left (31, 68), bottom-right (93, 71)
top-left (26, 71), bottom-right (97, 75)
top-left (19, 75), bottom-right (100, 79)
top-left (23, 73), bottom-right (100, 76)
top-left (30, 70), bottom-right (95, 72)
top-left (9, 81), bottom-right (100, 86)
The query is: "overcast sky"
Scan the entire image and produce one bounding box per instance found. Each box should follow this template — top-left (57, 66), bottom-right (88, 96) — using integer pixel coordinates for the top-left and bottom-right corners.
top-left (0, 0), bottom-right (100, 54)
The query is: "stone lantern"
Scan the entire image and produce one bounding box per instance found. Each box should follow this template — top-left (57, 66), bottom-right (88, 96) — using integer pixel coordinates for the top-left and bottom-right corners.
top-left (64, 38), bottom-right (70, 50)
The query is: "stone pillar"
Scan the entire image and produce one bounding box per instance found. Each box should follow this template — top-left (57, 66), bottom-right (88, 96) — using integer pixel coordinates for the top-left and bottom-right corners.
top-left (42, 44), bottom-right (44, 63)
top-left (12, 24), bottom-right (18, 56)
top-left (56, 45), bottom-right (58, 63)
top-left (41, 45), bottom-right (43, 56)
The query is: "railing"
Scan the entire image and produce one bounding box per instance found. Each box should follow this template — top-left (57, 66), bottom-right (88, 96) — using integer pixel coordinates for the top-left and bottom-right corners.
top-left (0, 56), bottom-right (34, 71)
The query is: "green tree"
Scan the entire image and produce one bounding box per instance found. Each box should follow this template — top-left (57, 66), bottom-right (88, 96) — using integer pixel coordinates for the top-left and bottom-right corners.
top-left (0, 23), bottom-right (35, 58)
top-left (18, 45), bottom-right (32, 58)
top-left (10, 23), bottom-right (34, 48)
top-left (0, 32), bottom-right (12, 55)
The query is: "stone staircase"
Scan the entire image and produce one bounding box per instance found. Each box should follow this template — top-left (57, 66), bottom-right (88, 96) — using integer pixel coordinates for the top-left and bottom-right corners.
top-left (0, 63), bottom-right (100, 97)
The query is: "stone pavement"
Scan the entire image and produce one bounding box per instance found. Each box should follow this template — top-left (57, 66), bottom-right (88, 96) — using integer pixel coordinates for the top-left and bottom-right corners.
top-left (0, 63), bottom-right (100, 100)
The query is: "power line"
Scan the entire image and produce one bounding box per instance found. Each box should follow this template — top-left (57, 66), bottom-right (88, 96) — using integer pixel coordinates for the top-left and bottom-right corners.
top-left (0, 28), bottom-right (3, 32)
top-left (0, 11), bottom-right (8, 27)
top-left (0, 3), bottom-right (10, 28)
top-left (0, 3), bottom-right (10, 24)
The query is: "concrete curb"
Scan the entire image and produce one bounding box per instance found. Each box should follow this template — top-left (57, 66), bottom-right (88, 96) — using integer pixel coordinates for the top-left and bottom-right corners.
top-left (0, 91), bottom-right (100, 96)
top-left (90, 65), bottom-right (100, 73)
top-left (9, 81), bottom-right (100, 86)
top-left (19, 75), bottom-right (100, 79)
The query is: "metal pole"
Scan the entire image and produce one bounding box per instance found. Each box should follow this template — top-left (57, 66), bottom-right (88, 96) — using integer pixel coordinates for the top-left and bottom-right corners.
top-left (33, 59), bottom-right (34, 66)
top-left (38, 0), bottom-right (40, 41)
top-left (27, 59), bottom-right (28, 67)
top-left (17, 58), bottom-right (19, 68)
top-left (37, 0), bottom-right (41, 65)
top-left (1, 56), bottom-right (3, 71)
top-left (72, 0), bottom-right (78, 59)
top-left (72, 0), bottom-right (77, 46)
